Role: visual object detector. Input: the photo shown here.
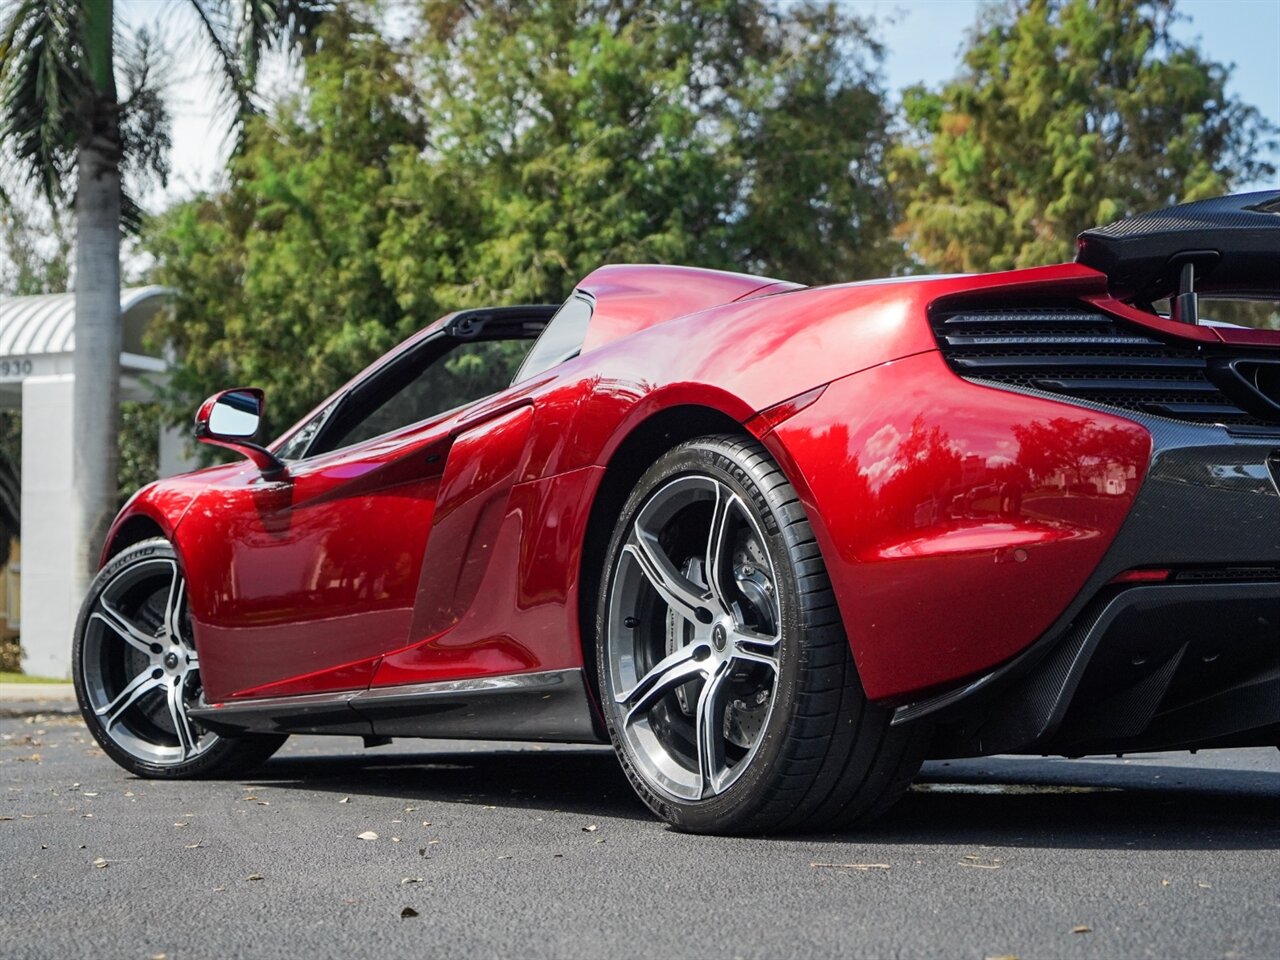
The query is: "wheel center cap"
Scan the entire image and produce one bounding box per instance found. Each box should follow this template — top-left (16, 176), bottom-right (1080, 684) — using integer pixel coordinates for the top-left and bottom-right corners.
top-left (711, 623), bottom-right (728, 652)
top-left (164, 652), bottom-right (179, 670)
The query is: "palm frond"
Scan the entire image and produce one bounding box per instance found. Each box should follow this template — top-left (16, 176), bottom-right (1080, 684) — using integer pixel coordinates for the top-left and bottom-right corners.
top-left (187, 0), bottom-right (327, 154)
top-left (186, 0), bottom-right (253, 128)
top-left (119, 185), bottom-right (144, 235)
top-left (237, 0), bottom-right (327, 83)
top-left (0, 0), bottom-right (86, 205)
top-left (118, 26), bottom-right (172, 192)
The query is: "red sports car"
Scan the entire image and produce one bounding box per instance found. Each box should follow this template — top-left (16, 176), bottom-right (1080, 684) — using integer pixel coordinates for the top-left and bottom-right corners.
top-left (74, 192), bottom-right (1280, 834)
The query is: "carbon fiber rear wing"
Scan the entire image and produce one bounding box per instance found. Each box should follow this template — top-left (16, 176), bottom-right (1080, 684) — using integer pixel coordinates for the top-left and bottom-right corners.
top-left (1076, 190), bottom-right (1280, 320)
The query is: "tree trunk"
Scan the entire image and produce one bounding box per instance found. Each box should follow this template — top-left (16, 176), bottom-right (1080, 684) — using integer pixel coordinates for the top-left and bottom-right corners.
top-left (70, 0), bottom-right (122, 603)
top-left (72, 138), bottom-right (122, 596)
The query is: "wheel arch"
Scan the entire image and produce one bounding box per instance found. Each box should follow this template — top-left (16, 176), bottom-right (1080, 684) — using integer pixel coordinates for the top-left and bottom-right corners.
top-left (575, 403), bottom-right (750, 706)
top-left (101, 512), bottom-right (169, 564)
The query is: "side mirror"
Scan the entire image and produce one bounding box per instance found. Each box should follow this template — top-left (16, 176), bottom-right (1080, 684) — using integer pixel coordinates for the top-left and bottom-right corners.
top-left (195, 388), bottom-right (286, 477)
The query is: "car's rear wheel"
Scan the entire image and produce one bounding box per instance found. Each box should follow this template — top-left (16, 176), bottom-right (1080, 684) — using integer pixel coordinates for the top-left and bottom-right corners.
top-left (597, 435), bottom-right (923, 834)
top-left (73, 538), bottom-right (285, 779)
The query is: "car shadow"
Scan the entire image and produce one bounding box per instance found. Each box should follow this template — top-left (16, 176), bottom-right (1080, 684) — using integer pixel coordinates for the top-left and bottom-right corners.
top-left (247, 743), bottom-right (1280, 850)
top-left (863, 754), bottom-right (1280, 851)
top-left (250, 744), bottom-right (650, 821)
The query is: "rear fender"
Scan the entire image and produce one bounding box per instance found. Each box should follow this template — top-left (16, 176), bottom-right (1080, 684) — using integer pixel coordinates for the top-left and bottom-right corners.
top-left (763, 351), bottom-right (1152, 702)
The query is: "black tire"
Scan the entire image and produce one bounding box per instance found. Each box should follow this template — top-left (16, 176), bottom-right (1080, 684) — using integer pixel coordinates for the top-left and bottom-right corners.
top-left (596, 435), bottom-right (924, 834)
top-left (73, 538), bottom-right (285, 779)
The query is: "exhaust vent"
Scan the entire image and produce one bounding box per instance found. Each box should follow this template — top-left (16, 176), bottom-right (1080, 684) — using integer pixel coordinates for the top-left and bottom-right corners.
top-left (931, 306), bottom-right (1280, 429)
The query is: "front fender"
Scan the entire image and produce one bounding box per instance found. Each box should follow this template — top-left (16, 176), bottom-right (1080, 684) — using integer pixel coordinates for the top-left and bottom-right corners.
top-left (98, 462), bottom-right (252, 567)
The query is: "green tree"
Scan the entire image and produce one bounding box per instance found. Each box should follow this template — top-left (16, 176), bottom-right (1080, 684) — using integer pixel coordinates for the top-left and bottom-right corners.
top-left (0, 192), bottom-right (72, 297)
top-left (146, 7), bottom-right (425, 436)
top-left (0, 0), bottom-right (322, 593)
top-left (391, 0), bottom-right (897, 304)
top-left (892, 0), bottom-right (1277, 274)
top-left (147, 0), bottom-right (900, 434)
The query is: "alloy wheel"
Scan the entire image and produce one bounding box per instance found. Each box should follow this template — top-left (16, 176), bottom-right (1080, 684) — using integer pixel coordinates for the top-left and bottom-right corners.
top-left (80, 555), bottom-right (216, 765)
top-left (605, 474), bottom-right (782, 802)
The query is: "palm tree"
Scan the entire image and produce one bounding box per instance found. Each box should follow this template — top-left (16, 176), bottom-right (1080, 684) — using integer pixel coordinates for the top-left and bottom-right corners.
top-left (0, 0), bottom-right (321, 600)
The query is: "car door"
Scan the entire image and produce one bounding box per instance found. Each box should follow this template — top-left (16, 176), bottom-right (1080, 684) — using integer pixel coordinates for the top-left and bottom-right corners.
top-left (182, 308), bottom-right (554, 703)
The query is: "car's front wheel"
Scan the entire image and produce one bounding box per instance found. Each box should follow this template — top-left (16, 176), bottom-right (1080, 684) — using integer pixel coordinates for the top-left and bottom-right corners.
top-left (73, 538), bottom-right (285, 779)
top-left (597, 435), bottom-right (923, 834)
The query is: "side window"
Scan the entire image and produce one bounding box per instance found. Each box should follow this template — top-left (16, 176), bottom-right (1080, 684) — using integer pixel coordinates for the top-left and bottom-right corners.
top-left (302, 337), bottom-right (533, 457)
top-left (512, 294), bottom-right (594, 384)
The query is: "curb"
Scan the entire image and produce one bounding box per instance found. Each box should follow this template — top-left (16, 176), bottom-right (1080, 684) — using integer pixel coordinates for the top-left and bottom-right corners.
top-left (0, 682), bottom-right (78, 718)
top-left (0, 703), bottom-right (80, 718)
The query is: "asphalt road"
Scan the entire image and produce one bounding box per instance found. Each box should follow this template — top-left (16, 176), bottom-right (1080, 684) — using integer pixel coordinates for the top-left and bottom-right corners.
top-left (2, 712), bottom-right (1277, 960)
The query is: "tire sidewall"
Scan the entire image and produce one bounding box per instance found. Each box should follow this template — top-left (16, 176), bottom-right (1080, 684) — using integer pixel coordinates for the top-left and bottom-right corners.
top-left (596, 438), bottom-right (809, 832)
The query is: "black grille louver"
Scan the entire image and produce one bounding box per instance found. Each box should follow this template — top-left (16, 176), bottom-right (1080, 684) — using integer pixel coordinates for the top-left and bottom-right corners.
top-left (931, 307), bottom-right (1280, 429)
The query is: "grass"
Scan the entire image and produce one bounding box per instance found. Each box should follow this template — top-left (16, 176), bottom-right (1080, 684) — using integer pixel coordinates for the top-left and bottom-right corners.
top-left (0, 671), bottom-right (70, 684)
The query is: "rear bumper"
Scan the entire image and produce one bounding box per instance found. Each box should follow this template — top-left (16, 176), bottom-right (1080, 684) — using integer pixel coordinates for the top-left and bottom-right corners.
top-left (910, 410), bottom-right (1280, 756)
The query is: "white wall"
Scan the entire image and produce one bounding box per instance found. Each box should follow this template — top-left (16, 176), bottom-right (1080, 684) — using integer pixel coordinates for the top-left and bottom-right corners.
top-left (19, 374), bottom-right (76, 679)
top-left (158, 423), bottom-right (198, 479)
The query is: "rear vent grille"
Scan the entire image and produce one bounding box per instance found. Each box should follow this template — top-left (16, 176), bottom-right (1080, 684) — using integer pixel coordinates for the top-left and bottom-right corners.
top-left (932, 307), bottom-right (1279, 428)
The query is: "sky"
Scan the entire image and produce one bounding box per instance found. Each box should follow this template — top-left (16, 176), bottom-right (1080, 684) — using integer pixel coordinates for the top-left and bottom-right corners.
top-left (120, 0), bottom-right (1280, 212)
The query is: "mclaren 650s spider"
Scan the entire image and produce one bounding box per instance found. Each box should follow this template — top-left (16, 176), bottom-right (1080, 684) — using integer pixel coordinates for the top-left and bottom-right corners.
top-left (75, 191), bottom-right (1280, 834)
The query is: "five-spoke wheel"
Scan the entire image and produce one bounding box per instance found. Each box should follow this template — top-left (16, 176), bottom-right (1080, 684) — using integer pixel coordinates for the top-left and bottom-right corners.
top-left (73, 538), bottom-right (284, 779)
top-left (598, 436), bottom-right (923, 834)
top-left (606, 474), bottom-right (781, 801)
top-left (80, 551), bottom-right (209, 764)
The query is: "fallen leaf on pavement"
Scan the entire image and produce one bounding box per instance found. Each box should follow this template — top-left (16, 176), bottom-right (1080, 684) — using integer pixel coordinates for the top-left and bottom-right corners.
top-left (401, 877), bottom-right (424, 885)
top-left (400, 907), bottom-right (419, 919)
top-left (581, 825), bottom-right (598, 833)
top-left (357, 831), bottom-right (378, 841)
top-left (247, 874), bottom-right (263, 882)
top-left (1071, 925), bottom-right (1091, 934)
top-left (91, 857), bottom-right (109, 869)
top-left (338, 797), bottom-right (350, 804)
